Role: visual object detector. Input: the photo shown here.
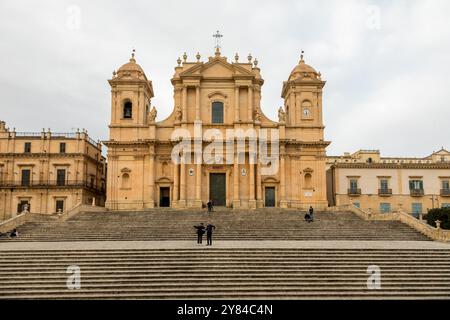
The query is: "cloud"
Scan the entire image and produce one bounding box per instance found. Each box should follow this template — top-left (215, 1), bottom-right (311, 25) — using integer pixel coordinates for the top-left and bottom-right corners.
top-left (0, 0), bottom-right (449, 158)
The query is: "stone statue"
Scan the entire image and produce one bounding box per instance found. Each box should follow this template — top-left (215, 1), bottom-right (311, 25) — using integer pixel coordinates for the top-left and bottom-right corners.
top-left (254, 108), bottom-right (261, 122)
top-left (174, 106), bottom-right (182, 121)
top-left (22, 203), bottom-right (29, 214)
top-left (278, 106), bottom-right (286, 123)
top-left (148, 106), bottom-right (157, 123)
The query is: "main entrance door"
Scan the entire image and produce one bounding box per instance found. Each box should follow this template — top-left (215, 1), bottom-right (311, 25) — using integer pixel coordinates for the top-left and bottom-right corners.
top-left (209, 173), bottom-right (226, 206)
top-left (265, 187), bottom-right (275, 207)
top-left (159, 187), bottom-right (170, 207)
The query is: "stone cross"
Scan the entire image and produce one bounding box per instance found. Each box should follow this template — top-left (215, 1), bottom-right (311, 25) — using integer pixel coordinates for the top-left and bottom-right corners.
top-left (213, 30), bottom-right (223, 50)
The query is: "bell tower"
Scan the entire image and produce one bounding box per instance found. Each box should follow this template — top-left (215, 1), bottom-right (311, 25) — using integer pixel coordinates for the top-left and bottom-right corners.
top-left (108, 51), bottom-right (154, 141)
top-left (281, 51), bottom-right (325, 137)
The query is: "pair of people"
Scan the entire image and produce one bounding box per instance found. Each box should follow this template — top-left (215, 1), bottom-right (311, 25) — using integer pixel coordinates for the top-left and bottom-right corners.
top-left (206, 200), bottom-right (214, 213)
top-left (194, 222), bottom-right (216, 246)
top-left (304, 206), bottom-right (314, 223)
top-left (1, 228), bottom-right (19, 238)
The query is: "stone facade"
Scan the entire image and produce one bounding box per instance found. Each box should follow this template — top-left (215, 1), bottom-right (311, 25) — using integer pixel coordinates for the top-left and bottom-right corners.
top-left (104, 49), bottom-right (330, 210)
top-left (327, 149), bottom-right (450, 215)
top-left (0, 121), bottom-right (106, 220)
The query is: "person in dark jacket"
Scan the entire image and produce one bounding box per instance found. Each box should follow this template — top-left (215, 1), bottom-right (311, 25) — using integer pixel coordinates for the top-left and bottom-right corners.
top-left (206, 222), bottom-right (216, 246)
top-left (207, 200), bottom-right (213, 213)
top-left (309, 206), bottom-right (314, 222)
top-left (10, 228), bottom-right (19, 237)
top-left (194, 223), bottom-right (205, 244)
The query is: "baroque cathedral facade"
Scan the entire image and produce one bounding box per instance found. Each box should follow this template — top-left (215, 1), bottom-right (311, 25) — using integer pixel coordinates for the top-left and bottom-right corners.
top-left (104, 48), bottom-right (329, 210)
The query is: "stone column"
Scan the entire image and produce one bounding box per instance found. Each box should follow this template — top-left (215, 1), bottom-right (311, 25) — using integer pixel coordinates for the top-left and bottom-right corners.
top-left (148, 153), bottom-right (155, 208)
top-left (195, 163), bottom-right (202, 208)
top-left (234, 86), bottom-right (239, 122)
top-left (179, 161), bottom-right (186, 207)
top-left (182, 86), bottom-right (187, 122)
top-left (280, 152), bottom-right (287, 208)
top-left (233, 152), bottom-right (240, 208)
top-left (249, 151), bottom-right (256, 209)
top-left (173, 163), bottom-right (179, 205)
top-left (195, 85), bottom-right (200, 120)
top-left (248, 85), bottom-right (253, 121)
top-left (256, 161), bottom-right (262, 208)
top-left (289, 91), bottom-right (296, 125)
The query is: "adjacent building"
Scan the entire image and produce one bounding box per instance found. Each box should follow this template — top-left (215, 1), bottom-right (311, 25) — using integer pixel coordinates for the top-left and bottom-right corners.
top-left (0, 121), bottom-right (106, 220)
top-left (327, 149), bottom-right (450, 216)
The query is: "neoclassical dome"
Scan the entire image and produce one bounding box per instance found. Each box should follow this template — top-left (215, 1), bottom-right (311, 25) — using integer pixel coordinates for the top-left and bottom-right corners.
top-left (113, 51), bottom-right (147, 80)
top-left (118, 56), bottom-right (145, 73)
top-left (288, 53), bottom-right (320, 81)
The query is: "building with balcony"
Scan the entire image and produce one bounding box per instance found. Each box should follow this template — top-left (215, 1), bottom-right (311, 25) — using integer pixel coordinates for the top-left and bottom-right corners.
top-left (0, 121), bottom-right (106, 221)
top-left (326, 149), bottom-right (450, 216)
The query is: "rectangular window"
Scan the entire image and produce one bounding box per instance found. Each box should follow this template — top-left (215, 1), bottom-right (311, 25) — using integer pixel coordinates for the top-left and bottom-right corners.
top-left (17, 200), bottom-right (30, 213)
top-left (442, 203), bottom-right (450, 209)
top-left (412, 203), bottom-right (423, 218)
top-left (409, 180), bottom-right (423, 190)
top-left (380, 203), bottom-right (391, 213)
top-left (24, 142), bottom-right (31, 153)
top-left (59, 142), bottom-right (66, 153)
top-left (211, 101), bottom-right (224, 124)
top-left (56, 169), bottom-right (66, 186)
top-left (349, 179), bottom-right (358, 190)
top-left (443, 180), bottom-right (450, 190)
top-left (55, 200), bottom-right (65, 213)
top-left (380, 179), bottom-right (389, 191)
top-left (21, 169), bottom-right (31, 186)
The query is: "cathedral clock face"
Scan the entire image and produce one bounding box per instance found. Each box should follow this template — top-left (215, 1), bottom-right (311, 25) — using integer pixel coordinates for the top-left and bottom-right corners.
top-left (303, 108), bottom-right (311, 117)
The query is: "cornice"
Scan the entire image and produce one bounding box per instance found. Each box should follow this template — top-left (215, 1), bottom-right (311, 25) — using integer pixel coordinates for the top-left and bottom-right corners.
top-left (331, 163), bottom-right (450, 170)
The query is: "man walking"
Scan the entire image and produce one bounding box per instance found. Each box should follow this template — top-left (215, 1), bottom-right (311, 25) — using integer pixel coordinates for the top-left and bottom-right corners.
top-left (194, 223), bottom-right (206, 244)
top-left (206, 221), bottom-right (216, 246)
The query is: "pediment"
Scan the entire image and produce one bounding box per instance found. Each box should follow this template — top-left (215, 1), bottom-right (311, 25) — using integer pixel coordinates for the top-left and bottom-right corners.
top-left (180, 57), bottom-right (254, 78)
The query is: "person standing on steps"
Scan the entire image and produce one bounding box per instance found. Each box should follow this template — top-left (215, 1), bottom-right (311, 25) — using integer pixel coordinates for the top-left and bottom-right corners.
top-left (194, 223), bottom-right (206, 244)
top-left (207, 200), bottom-right (214, 213)
top-left (206, 221), bottom-right (216, 246)
top-left (309, 206), bottom-right (314, 222)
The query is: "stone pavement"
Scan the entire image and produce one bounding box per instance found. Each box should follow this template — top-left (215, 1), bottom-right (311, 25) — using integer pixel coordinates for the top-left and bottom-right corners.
top-left (1, 240), bottom-right (450, 251)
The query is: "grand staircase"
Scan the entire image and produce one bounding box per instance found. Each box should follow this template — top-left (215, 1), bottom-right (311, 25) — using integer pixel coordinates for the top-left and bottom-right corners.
top-left (1, 210), bottom-right (430, 241)
top-left (0, 248), bottom-right (450, 299)
top-left (1, 209), bottom-right (448, 299)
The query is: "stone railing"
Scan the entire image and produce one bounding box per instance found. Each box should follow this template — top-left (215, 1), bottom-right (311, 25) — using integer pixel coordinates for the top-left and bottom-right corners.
top-left (340, 203), bottom-right (450, 242)
top-left (0, 203), bottom-right (106, 233)
top-left (0, 213), bottom-right (30, 234)
top-left (55, 203), bottom-right (106, 222)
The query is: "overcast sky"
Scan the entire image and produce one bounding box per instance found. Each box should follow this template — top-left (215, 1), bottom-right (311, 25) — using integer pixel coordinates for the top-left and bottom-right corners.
top-left (0, 0), bottom-right (449, 157)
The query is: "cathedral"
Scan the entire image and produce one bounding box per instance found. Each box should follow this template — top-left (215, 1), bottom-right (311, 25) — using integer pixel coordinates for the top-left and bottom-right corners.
top-left (104, 47), bottom-right (330, 210)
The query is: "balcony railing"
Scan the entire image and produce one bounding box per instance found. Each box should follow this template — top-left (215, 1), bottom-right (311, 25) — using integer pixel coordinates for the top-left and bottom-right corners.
top-left (378, 188), bottom-right (392, 196)
top-left (441, 189), bottom-right (450, 197)
top-left (0, 180), bottom-right (105, 192)
top-left (348, 188), bottom-right (361, 196)
top-left (410, 189), bottom-right (425, 197)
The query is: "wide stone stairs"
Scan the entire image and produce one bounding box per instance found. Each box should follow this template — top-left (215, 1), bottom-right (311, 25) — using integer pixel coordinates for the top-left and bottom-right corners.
top-left (1, 210), bottom-right (430, 242)
top-left (0, 248), bottom-right (450, 299)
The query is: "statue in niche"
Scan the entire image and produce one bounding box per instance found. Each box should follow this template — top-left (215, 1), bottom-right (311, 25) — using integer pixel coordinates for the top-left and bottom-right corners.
top-left (278, 106), bottom-right (286, 123)
top-left (148, 106), bottom-right (157, 123)
top-left (174, 105), bottom-right (182, 121)
top-left (254, 108), bottom-right (262, 122)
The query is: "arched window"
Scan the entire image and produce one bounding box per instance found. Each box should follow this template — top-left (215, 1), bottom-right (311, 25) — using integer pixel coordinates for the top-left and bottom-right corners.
top-left (123, 101), bottom-right (132, 119)
top-left (121, 173), bottom-right (130, 189)
top-left (304, 173), bottom-right (312, 189)
top-left (211, 101), bottom-right (224, 124)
